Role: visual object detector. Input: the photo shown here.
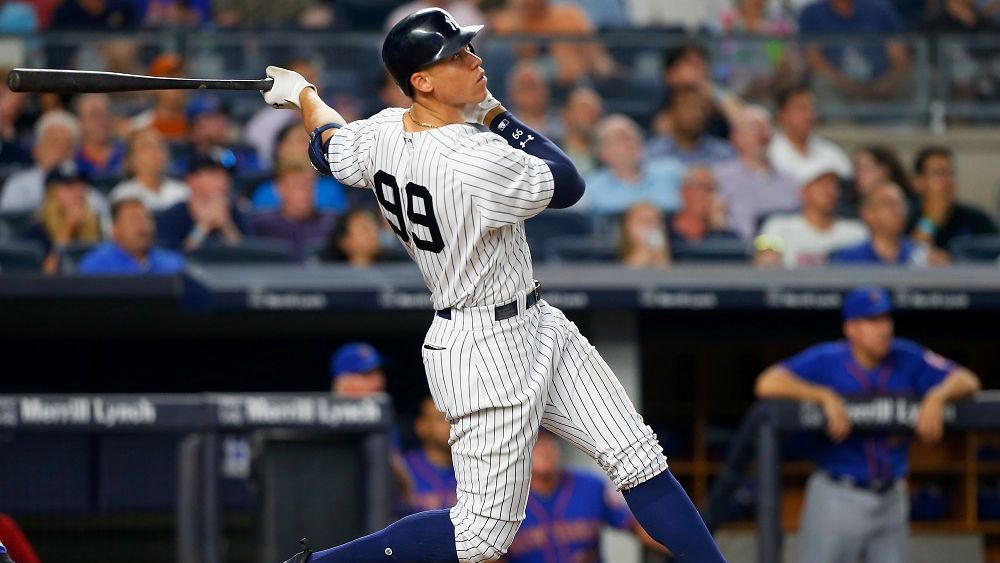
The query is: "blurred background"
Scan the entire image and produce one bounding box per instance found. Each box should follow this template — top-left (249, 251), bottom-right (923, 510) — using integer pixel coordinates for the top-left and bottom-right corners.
top-left (1, 0), bottom-right (1000, 562)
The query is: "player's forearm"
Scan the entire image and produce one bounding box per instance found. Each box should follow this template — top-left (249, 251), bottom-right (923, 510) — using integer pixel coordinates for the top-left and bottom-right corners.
top-left (487, 110), bottom-right (585, 209)
top-left (927, 368), bottom-right (981, 403)
top-left (299, 88), bottom-right (347, 142)
top-left (755, 366), bottom-right (833, 404)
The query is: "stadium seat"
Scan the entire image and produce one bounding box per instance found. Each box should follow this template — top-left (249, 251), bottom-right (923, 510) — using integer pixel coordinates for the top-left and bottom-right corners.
top-left (0, 240), bottom-right (44, 273)
top-left (672, 239), bottom-right (753, 264)
top-left (56, 243), bottom-right (99, 274)
top-left (545, 236), bottom-right (619, 263)
top-left (0, 210), bottom-right (36, 235)
top-left (525, 212), bottom-right (594, 260)
top-left (948, 235), bottom-right (1000, 263)
top-left (185, 239), bottom-right (298, 264)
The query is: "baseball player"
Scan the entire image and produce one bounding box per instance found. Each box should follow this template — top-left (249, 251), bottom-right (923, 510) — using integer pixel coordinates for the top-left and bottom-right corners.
top-left (0, 541), bottom-right (12, 563)
top-left (403, 396), bottom-right (458, 513)
top-left (263, 8), bottom-right (725, 563)
top-left (755, 286), bottom-right (981, 563)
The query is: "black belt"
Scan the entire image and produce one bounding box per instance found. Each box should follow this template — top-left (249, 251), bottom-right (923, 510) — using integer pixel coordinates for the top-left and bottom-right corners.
top-left (437, 281), bottom-right (541, 321)
top-left (826, 472), bottom-right (898, 495)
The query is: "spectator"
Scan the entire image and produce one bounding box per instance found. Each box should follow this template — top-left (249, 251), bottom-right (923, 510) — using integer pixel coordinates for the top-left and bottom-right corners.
top-left (768, 85), bottom-right (852, 180)
top-left (618, 201), bottom-right (671, 268)
top-left (243, 57), bottom-right (320, 167)
top-left (0, 1), bottom-right (37, 32)
top-left (0, 513), bottom-right (40, 563)
top-left (213, 0), bottom-right (326, 28)
top-left (505, 429), bottom-right (665, 562)
top-left (505, 62), bottom-right (563, 139)
top-left (844, 145), bottom-right (915, 215)
top-left (20, 161), bottom-right (103, 275)
top-left (49, 0), bottom-right (137, 29)
top-left (0, 71), bottom-right (32, 185)
top-left (583, 114), bottom-right (685, 215)
top-left (1, 110), bottom-right (81, 212)
top-left (155, 152), bottom-right (248, 251)
top-left (798, 0), bottom-right (912, 102)
top-left (558, 87), bottom-right (604, 176)
top-left (667, 166), bottom-right (738, 244)
top-left (109, 127), bottom-right (189, 212)
top-left (654, 42), bottom-right (745, 140)
top-left (73, 93), bottom-right (126, 179)
top-left (571, 0), bottom-right (630, 29)
top-left (908, 146), bottom-right (999, 250)
top-left (78, 197), bottom-right (184, 275)
top-left (712, 106), bottom-right (799, 240)
top-left (831, 182), bottom-right (948, 266)
top-left (138, 0), bottom-right (212, 27)
top-left (647, 85), bottom-right (735, 166)
top-left (491, 0), bottom-right (615, 86)
top-left (319, 208), bottom-right (384, 267)
top-left (923, 0), bottom-right (997, 102)
top-left (755, 286), bottom-right (980, 563)
top-left (926, 0), bottom-right (997, 31)
top-left (130, 54), bottom-right (188, 141)
top-left (250, 123), bottom-right (349, 213)
top-left (385, 0), bottom-right (485, 30)
top-left (757, 162), bottom-right (867, 267)
top-left (402, 396), bottom-right (457, 512)
top-left (711, 0), bottom-right (800, 104)
top-left (251, 159), bottom-right (335, 260)
top-left (625, 0), bottom-right (726, 29)
top-left (172, 96), bottom-right (260, 178)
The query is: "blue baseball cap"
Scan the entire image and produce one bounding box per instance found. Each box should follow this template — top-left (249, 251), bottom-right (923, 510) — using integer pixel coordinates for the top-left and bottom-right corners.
top-left (842, 286), bottom-right (892, 321)
top-left (330, 342), bottom-right (382, 379)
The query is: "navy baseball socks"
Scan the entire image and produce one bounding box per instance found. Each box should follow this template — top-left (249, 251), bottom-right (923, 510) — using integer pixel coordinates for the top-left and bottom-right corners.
top-left (292, 509), bottom-right (460, 562)
top-left (622, 469), bottom-right (727, 562)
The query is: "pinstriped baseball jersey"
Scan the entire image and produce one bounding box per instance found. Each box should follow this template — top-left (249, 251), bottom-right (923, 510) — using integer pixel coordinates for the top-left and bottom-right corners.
top-left (327, 107), bottom-right (555, 311)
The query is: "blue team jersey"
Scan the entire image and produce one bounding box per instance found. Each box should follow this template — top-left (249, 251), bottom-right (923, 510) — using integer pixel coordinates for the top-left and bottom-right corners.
top-left (505, 470), bottom-right (634, 563)
top-left (402, 449), bottom-right (457, 512)
top-left (781, 338), bottom-right (955, 482)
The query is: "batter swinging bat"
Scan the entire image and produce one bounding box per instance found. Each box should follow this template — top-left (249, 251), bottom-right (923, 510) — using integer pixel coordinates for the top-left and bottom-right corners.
top-left (7, 68), bottom-right (273, 94)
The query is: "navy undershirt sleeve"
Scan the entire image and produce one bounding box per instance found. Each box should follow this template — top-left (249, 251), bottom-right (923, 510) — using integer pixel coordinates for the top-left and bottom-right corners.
top-left (488, 111), bottom-right (585, 209)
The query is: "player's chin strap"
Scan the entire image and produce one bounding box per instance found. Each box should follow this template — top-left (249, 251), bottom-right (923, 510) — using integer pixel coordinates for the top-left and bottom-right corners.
top-left (308, 123), bottom-right (342, 176)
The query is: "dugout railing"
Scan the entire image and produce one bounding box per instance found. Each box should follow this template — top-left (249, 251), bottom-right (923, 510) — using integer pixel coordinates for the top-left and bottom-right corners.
top-left (705, 393), bottom-right (1000, 563)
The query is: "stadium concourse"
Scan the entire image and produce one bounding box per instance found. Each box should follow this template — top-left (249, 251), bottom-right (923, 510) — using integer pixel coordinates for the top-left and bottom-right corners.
top-left (1, 1), bottom-right (1000, 563)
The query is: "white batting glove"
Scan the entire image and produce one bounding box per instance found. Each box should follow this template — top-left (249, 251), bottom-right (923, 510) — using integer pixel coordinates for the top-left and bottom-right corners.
top-left (261, 65), bottom-right (315, 110)
top-left (462, 89), bottom-right (502, 125)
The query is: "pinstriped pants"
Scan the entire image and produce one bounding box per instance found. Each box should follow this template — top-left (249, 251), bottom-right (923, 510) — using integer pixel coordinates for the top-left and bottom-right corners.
top-left (421, 297), bottom-right (668, 562)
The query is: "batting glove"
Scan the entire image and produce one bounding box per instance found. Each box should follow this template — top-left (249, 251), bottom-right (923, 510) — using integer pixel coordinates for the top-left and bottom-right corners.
top-left (462, 89), bottom-right (502, 125)
top-left (262, 66), bottom-right (316, 110)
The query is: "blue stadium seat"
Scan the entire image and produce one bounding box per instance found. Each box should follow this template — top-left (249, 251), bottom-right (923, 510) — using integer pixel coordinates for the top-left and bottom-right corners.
top-left (0, 240), bottom-right (44, 273)
top-left (186, 239), bottom-right (298, 264)
top-left (672, 239), bottom-right (753, 264)
top-left (948, 235), bottom-right (1000, 264)
top-left (545, 236), bottom-right (618, 263)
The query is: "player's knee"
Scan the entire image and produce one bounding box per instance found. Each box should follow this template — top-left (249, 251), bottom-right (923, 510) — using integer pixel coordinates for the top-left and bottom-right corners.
top-left (450, 507), bottom-right (520, 563)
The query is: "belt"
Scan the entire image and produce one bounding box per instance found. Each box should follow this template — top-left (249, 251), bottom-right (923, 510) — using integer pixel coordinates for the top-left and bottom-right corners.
top-left (437, 281), bottom-right (541, 321)
top-left (826, 472), bottom-right (898, 495)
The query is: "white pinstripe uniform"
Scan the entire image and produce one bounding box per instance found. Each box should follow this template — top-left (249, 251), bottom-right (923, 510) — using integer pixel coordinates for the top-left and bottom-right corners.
top-left (326, 107), bottom-right (668, 562)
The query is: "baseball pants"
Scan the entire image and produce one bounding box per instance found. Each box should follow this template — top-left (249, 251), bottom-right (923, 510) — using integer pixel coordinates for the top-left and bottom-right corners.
top-left (797, 471), bottom-right (908, 563)
top-left (421, 294), bottom-right (668, 562)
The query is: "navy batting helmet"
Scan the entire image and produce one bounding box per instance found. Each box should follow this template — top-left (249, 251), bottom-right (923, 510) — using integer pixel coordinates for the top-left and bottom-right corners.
top-left (382, 8), bottom-right (484, 97)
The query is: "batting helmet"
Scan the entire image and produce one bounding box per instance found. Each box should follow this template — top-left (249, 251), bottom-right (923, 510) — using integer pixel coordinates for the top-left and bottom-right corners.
top-left (382, 8), bottom-right (484, 97)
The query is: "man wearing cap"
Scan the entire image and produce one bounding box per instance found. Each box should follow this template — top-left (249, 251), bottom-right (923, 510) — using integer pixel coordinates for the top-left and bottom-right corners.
top-left (330, 342), bottom-right (387, 397)
top-left (171, 96), bottom-right (260, 179)
top-left (155, 150), bottom-right (248, 251)
top-left (755, 286), bottom-right (980, 563)
top-left (756, 161), bottom-right (867, 267)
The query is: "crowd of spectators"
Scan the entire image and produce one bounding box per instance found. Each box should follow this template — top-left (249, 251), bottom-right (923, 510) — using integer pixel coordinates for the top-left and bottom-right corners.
top-left (1, 0), bottom-right (999, 276)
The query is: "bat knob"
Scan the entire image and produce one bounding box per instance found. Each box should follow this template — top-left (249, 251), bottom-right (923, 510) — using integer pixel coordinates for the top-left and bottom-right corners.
top-left (7, 69), bottom-right (21, 92)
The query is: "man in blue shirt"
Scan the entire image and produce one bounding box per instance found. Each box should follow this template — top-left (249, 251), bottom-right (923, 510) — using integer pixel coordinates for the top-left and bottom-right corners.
top-left (505, 429), bottom-right (665, 563)
top-left (798, 0), bottom-right (911, 102)
top-left (755, 286), bottom-right (980, 563)
top-left (830, 182), bottom-right (945, 266)
top-left (403, 397), bottom-right (457, 513)
top-left (647, 86), bottom-right (735, 166)
top-left (78, 196), bottom-right (185, 275)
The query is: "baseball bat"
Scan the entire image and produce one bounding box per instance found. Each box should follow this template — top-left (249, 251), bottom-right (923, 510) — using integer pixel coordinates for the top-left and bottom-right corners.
top-left (7, 68), bottom-right (273, 93)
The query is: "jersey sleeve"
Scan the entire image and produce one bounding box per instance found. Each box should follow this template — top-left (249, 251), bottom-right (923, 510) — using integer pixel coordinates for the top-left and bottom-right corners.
top-left (327, 118), bottom-right (374, 189)
top-left (449, 135), bottom-right (555, 225)
top-left (898, 340), bottom-right (956, 396)
top-left (780, 344), bottom-right (836, 384)
top-left (601, 483), bottom-right (636, 530)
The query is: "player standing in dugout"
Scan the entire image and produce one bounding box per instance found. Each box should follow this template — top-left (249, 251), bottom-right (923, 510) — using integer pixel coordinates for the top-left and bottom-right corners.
top-left (261, 8), bottom-right (725, 563)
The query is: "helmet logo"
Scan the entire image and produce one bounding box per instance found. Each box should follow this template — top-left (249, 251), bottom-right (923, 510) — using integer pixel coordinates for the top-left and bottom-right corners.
top-left (443, 15), bottom-right (459, 32)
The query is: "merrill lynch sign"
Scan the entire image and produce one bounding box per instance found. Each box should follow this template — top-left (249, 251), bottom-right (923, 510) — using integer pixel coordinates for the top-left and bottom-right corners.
top-left (216, 396), bottom-right (383, 428)
top-left (0, 397), bottom-right (157, 428)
